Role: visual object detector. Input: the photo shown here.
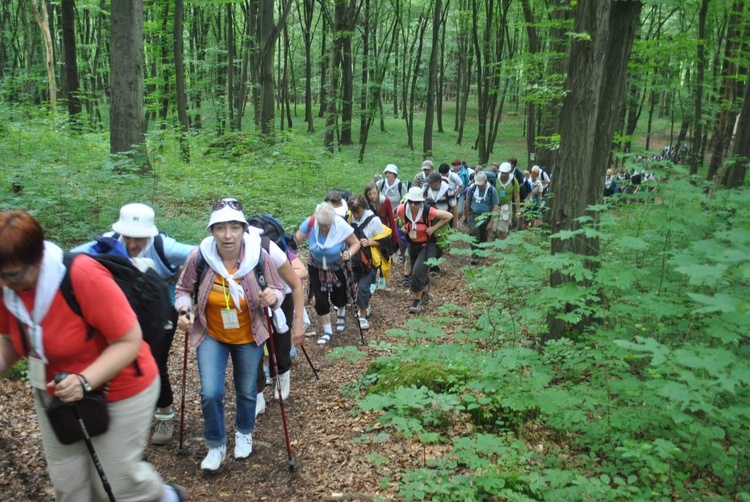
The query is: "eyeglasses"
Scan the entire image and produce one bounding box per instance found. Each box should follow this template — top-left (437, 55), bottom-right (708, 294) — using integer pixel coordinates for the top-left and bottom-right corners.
top-left (212, 199), bottom-right (243, 211)
top-left (0, 264), bottom-right (30, 282)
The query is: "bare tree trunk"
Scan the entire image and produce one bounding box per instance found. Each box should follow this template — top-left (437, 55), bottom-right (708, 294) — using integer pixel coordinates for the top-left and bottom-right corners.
top-left (690, 0), bottom-right (710, 175)
top-left (31, 0), bottom-right (56, 111)
top-left (717, 67), bottom-right (750, 188)
top-left (545, 0), bottom-right (642, 343)
top-left (61, 0), bottom-right (80, 127)
top-left (174, 0), bottom-right (189, 161)
top-left (110, 0), bottom-right (149, 170)
top-left (423, 0), bottom-right (441, 157)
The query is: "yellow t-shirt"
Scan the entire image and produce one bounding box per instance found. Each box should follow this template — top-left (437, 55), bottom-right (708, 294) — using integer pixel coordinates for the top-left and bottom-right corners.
top-left (205, 270), bottom-right (254, 344)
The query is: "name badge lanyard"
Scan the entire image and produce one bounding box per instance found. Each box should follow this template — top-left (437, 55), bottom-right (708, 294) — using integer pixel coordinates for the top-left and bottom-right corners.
top-left (220, 278), bottom-right (240, 329)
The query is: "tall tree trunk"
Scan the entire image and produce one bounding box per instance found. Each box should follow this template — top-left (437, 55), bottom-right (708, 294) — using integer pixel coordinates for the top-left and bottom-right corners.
top-left (545, 0), bottom-right (642, 343)
top-left (436, 0), bottom-right (448, 133)
top-left (520, 0), bottom-right (538, 166)
top-left (299, 0), bottom-right (315, 131)
top-left (718, 67), bottom-right (750, 189)
top-left (359, 0), bottom-right (370, 146)
top-left (707, 0), bottom-right (743, 181)
top-left (690, 0), bottom-right (710, 175)
top-left (406, 15), bottom-right (428, 151)
top-left (61, 0), bottom-right (81, 127)
top-left (174, 0), bottom-right (189, 161)
top-left (31, 0), bottom-right (56, 111)
top-left (110, 0), bottom-right (149, 171)
top-left (226, 3), bottom-right (236, 129)
top-left (259, 0), bottom-right (294, 135)
top-left (423, 0), bottom-right (442, 157)
top-left (319, 25), bottom-right (328, 118)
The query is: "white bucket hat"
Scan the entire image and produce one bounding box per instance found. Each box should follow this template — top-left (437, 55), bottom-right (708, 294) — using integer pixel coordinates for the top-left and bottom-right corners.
top-left (404, 186), bottom-right (426, 203)
top-left (499, 162), bottom-right (513, 174)
top-left (112, 203), bottom-right (159, 238)
top-left (206, 199), bottom-right (248, 231)
top-left (384, 164), bottom-right (398, 175)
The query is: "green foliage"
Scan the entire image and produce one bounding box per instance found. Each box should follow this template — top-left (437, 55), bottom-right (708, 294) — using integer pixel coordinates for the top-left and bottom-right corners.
top-left (3, 360), bottom-right (29, 381)
top-left (356, 173), bottom-right (750, 500)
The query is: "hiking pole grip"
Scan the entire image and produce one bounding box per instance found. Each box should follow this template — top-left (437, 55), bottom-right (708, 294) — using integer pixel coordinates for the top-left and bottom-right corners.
top-left (53, 373), bottom-right (117, 502)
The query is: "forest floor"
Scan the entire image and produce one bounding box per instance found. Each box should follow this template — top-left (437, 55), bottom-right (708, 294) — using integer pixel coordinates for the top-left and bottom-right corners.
top-left (1, 249), bottom-right (480, 501)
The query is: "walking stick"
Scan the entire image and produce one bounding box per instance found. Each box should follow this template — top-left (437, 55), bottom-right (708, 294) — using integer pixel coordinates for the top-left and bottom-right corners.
top-left (54, 373), bottom-right (117, 502)
top-left (176, 309), bottom-right (191, 454)
top-left (299, 343), bottom-right (319, 380)
top-left (262, 307), bottom-right (297, 471)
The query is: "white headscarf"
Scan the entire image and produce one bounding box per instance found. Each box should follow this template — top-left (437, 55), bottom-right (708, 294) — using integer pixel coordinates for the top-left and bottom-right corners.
top-left (198, 232), bottom-right (260, 312)
top-left (3, 241), bottom-right (66, 363)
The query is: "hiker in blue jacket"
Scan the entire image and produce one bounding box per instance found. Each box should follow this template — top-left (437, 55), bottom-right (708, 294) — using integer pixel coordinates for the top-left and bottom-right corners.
top-left (72, 203), bottom-right (196, 445)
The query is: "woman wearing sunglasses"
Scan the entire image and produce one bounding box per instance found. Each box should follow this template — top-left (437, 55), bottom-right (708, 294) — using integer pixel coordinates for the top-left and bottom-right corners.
top-left (0, 211), bottom-right (186, 501)
top-left (396, 187), bottom-right (453, 314)
top-left (174, 198), bottom-right (285, 472)
top-left (294, 202), bottom-right (360, 345)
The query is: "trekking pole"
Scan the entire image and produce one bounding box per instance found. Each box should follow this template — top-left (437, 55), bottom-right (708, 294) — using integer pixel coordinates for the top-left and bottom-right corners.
top-left (298, 343), bottom-right (319, 380)
top-left (176, 309), bottom-right (191, 454)
top-left (262, 307), bottom-right (297, 471)
top-left (54, 373), bottom-right (116, 502)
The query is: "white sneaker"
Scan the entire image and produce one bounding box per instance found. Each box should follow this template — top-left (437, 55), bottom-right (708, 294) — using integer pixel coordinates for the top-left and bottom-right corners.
top-left (274, 371), bottom-right (290, 400)
top-left (359, 317), bottom-right (370, 330)
top-left (255, 392), bottom-right (266, 418)
top-left (234, 431), bottom-right (253, 459)
top-left (201, 445), bottom-right (226, 472)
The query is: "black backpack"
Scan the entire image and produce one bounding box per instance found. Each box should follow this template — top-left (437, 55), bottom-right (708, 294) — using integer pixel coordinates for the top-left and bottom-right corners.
top-left (247, 214), bottom-right (292, 253)
top-left (60, 253), bottom-right (172, 346)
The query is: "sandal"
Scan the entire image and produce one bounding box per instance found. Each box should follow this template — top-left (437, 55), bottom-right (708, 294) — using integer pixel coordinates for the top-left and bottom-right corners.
top-left (317, 332), bottom-right (332, 345)
top-left (336, 315), bottom-right (346, 332)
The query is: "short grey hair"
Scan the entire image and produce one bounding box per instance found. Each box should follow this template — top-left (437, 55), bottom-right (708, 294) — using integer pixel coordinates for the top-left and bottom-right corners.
top-left (314, 202), bottom-right (336, 226)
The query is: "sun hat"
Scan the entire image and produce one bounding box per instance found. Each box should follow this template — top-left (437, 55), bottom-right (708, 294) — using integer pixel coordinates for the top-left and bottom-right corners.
top-left (499, 162), bottom-right (513, 174)
top-left (384, 164), bottom-right (398, 175)
top-left (112, 203), bottom-right (159, 238)
top-left (404, 186), bottom-right (426, 203)
top-left (206, 198), bottom-right (248, 231)
top-left (475, 172), bottom-right (488, 186)
top-left (421, 160), bottom-right (434, 170)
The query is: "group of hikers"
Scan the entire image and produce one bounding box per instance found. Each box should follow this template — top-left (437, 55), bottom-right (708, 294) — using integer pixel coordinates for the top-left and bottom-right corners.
top-left (0, 156), bottom-right (546, 500)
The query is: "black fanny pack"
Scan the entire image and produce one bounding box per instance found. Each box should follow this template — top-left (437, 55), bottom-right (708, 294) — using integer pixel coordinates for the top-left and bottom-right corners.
top-left (45, 392), bottom-right (110, 445)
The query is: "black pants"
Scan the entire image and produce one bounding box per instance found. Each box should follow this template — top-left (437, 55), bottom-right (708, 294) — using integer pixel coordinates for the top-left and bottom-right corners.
top-left (256, 293), bottom-right (293, 392)
top-left (148, 309), bottom-right (178, 409)
top-left (308, 264), bottom-right (348, 315)
top-left (407, 241), bottom-right (438, 293)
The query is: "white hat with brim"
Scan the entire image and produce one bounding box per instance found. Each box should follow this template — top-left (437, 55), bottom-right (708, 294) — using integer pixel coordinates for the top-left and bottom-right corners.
top-left (404, 186), bottom-right (426, 203)
top-left (421, 160), bottom-right (434, 170)
top-left (384, 164), bottom-right (398, 175)
top-left (206, 206), bottom-right (248, 232)
top-left (475, 172), bottom-right (488, 186)
top-left (499, 162), bottom-right (513, 174)
top-left (112, 203), bottom-right (159, 238)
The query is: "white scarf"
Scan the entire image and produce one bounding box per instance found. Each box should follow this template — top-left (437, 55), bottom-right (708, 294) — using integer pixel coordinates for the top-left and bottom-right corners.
top-left (499, 176), bottom-right (513, 189)
top-left (405, 204), bottom-right (424, 226)
top-left (3, 241), bottom-right (66, 363)
top-left (309, 218), bottom-right (353, 252)
top-left (427, 181), bottom-right (449, 202)
top-left (199, 232), bottom-right (260, 312)
top-left (473, 185), bottom-right (489, 202)
top-left (382, 178), bottom-right (400, 194)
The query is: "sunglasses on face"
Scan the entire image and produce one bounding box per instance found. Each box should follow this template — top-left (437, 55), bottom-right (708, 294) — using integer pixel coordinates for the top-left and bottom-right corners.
top-left (212, 199), bottom-right (243, 211)
top-left (0, 263), bottom-right (30, 282)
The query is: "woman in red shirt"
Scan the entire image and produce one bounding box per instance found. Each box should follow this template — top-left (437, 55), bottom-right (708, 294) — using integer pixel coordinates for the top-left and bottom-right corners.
top-left (396, 188), bottom-right (453, 314)
top-left (0, 211), bottom-right (186, 501)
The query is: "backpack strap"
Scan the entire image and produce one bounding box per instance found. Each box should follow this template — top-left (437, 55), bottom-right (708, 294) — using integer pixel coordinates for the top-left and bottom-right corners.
top-left (193, 249), bottom-right (206, 303)
top-left (304, 216), bottom-right (316, 237)
top-left (351, 214), bottom-right (376, 239)
top-left (253, 242), bottom-right (268, 290)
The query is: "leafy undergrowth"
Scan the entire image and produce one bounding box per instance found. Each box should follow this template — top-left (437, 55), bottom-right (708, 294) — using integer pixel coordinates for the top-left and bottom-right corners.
top-left (356, 172), bottom-right (750, 501)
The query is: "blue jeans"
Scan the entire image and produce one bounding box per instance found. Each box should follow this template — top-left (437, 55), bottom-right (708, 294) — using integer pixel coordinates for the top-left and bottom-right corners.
top-left (196, 335), bottom-right (264, 447)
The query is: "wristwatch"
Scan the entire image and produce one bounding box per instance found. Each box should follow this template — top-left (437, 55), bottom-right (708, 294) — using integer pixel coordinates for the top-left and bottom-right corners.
top-left (77, 374), bottom-right (93, 394)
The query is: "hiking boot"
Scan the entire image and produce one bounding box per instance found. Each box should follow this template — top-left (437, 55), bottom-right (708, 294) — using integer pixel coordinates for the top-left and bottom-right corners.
top-left (166, 484), bottom-right (188, 502)
top-left (378, 276), bottom-right (386, 289)
top-left (359, 317), bottom-right (370, 330)
top-left (151, 417), bottom-right (174, 445)
top-left (402, 274), bottom-right (412, 288)
top-left (234, 431), bottom-right (253, 459)
top-left (421, 292), bottom-right (431, 305)
top-left (274, 371), bottom-right (290, 401)
top-left (409, 299), bottom-right (422, 314)
top-left (255, 392), bottom-right (266, 418)
top-left (201, 445), bottom-right (226, 472)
